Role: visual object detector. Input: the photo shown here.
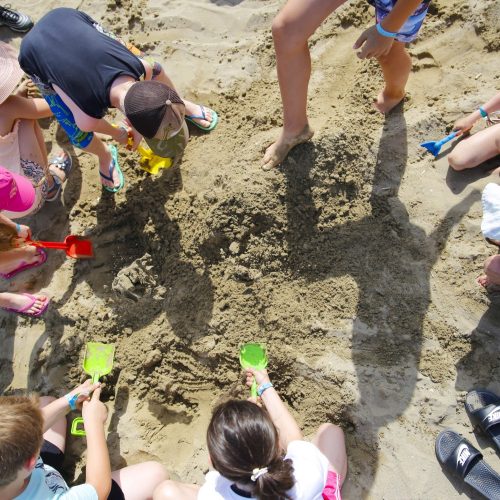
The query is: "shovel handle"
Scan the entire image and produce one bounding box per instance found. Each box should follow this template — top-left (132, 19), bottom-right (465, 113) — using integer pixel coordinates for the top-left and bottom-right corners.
top-left (71, 417), bottom-right (86, 436)
top-left (250, 378), bottom-right (258, 398)
top-left (29, 240), bottom-right (68, 250)
top-left (436, 130), bottom-right (459, 147)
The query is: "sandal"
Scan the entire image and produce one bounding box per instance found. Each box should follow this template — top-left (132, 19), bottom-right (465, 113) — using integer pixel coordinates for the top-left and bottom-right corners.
top-left (100, 145), bottom-right (124, 193)
top-left (466, 389), bottom-right (500, 453)
top-left (185, 105), bottom-right (218, 131)
top-left (0, 249), bottom-right (47, 279)
top-left (47, 149), bottom-right (72, 202)
top-left (1, 293), bottom-right (50, 317)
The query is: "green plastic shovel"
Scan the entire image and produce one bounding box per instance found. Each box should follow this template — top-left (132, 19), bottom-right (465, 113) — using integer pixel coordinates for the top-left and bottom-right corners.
top-left (71, 342), bottom-right (115, 436)
top-left (239, 343), bottom-right (268, 398)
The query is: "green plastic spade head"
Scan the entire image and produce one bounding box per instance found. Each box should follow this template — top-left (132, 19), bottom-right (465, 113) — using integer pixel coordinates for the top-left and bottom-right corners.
top-left (83, 342), bottom-right (115, 384)
top-left (239, 343), bottom-right (268, 398)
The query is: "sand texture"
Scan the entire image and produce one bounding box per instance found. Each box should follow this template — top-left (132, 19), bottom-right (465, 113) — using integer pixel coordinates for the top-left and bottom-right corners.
top-left (1, 0), bottom-right (500, 498)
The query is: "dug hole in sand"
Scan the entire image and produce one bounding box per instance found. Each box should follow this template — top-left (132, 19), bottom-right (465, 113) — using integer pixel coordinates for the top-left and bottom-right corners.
top-left (1, 0), bottom-right (499, 497)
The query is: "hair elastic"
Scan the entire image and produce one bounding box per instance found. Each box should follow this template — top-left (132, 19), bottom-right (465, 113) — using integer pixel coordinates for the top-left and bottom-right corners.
top-left (376, 22), bottom-right (397, 38)
top-left (251, 467), bottom-right (268, 481)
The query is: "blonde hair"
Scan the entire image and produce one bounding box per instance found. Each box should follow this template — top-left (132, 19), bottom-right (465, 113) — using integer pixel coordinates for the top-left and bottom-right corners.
top-left (0, 396), bottom-right (43, 487)
top-left (0, 223), bottom-right (21, 252)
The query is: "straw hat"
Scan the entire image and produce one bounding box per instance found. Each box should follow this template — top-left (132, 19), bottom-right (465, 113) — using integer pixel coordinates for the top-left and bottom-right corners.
top-left (0, 42), bottom-right (24, 105)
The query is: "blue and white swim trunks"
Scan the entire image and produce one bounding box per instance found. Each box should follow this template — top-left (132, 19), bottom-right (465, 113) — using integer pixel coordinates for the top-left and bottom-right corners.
top-left (371, 0), bottom-right (430, 43)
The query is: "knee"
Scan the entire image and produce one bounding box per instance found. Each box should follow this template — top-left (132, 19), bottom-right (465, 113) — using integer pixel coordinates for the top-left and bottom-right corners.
top-left (272, 15), bottom-right (307, 52)
top-left (448, 147), bottom-right (468, 171)
top-left (153, 480), bottom-right (179, 500)
top-left (146, 461), bottom-right (168, 484)
top-left (318, 423), bottom-right (344, 439)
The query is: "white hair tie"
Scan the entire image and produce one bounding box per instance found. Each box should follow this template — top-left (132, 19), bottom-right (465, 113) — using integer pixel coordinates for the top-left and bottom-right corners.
top-left (251, 467), bottom-right (268, 481)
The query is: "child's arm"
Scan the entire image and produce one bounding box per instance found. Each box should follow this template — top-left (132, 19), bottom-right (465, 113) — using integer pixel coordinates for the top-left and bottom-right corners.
top-left (0, 213), bottom-right (30, 239)
top-left (354, 0), bottom-right (423, 59)
top-left (82, 386), bottom-right (112, 500)
top-left (246, 368), bottom-right (303, 450)
top-left (454, 92), bottom-right (500, 133)
top-left (5, 95), bottom-right (52, 120)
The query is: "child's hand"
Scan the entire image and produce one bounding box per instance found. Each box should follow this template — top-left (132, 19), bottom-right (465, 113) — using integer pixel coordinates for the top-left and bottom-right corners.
top-left (453, 115), bottom-right (476, 134)
top-left (245, 368), bottom-right (271, 387)
top-left (17, 225), bottom-right (31, 240)
top-left (82, 386), bottom-right (108, 428)
top-left (67, 379), bottom-right (101, 410)
top-left (353, 25), bottom-right (394, 59)
top-left (121, 118), bottom-right (143, 151)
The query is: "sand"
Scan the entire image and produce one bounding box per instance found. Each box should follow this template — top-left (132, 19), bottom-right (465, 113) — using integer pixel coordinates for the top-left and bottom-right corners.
top-left (1, 0), bottom-right (500, 497)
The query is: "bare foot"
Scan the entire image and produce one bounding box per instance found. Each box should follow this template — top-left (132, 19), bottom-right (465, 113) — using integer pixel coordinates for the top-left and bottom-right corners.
top-left (373, 89), bottom-right (405, 114)
top-left (0, 292), bottom-right (48, 315)
top-left (262, 125), bottom-right (314, 171)
top-left (184, 100), bottom-right (216, 129)
top-left (477, 274), bottom-right (490, 288)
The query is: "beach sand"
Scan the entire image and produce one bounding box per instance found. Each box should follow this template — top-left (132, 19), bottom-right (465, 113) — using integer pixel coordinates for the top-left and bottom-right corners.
top-left (1, 0), bottom-right (499, 497)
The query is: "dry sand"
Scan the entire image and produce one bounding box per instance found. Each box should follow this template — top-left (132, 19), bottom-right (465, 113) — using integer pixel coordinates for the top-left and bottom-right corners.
top-left (1, 0), bottom-right (500, 498)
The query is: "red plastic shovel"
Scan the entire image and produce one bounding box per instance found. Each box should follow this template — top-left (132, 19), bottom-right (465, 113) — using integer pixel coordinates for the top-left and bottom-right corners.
top-left (29, 235), bottom-right (94, 259)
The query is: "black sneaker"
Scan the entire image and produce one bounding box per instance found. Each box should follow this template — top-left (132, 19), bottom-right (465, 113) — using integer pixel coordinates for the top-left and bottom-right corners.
top-left (0, 5), bottom-right (34, 32)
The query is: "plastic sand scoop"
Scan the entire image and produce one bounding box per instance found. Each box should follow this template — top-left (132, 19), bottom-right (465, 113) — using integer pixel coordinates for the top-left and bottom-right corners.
top-left (29, 235), bottom-right (94, 259)
top-left (420, 130), bottom-right (458, 157)
top-left (136, 144), bottom-right (173, 175)
top-left (239, 343), bottom-right (268, 398)
top-left (71, 342), bottom-right (115, 437)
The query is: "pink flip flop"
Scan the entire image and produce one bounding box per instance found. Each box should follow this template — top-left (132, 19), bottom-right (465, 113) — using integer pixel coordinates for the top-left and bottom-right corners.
top-left (2, 293), bottom-right (50, 317)
top-left (0, 249), bottom-right (47, 280)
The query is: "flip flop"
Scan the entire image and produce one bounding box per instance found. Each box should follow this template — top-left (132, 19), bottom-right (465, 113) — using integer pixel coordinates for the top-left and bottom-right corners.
top-left (45, 175), bottom-right (62, 202)
top-left (185, 105), bottom-right (218, 132)
top-left (100, 145), bottom-right (124, 193)
top-left (0, 249), bottom-right (47, 280)
top-left (435, 429), bottom-right (500, 499)
top-left (2, 293), bottom-right (50, 317)
top-left (466, 389), bottom-right (500, 453)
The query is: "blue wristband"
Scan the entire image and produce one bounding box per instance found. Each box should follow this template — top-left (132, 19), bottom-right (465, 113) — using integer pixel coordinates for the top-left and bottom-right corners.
top-left (257, 382), bottom-right (274, 397)
top-left (65, 393), bottom-right (78, 411)
top-left (376, 23), bottom-right (397, 38)
top-left (15, 223), bottom-right (21, 234)
top-left (479, 106), bottom-right (488, 119)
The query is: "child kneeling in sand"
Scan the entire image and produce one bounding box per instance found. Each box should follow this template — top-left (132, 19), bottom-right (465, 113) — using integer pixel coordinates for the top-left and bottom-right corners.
top-left (447, 92), bottom-right (500, 172)
top-left (154, 368), bottom-right (347, 500)
top-left (19, 8), bottom-right (218, 193)
top-left (0, 381), bottom-right (167, 499)
top-left (263, 0), bottom-right (431, 170)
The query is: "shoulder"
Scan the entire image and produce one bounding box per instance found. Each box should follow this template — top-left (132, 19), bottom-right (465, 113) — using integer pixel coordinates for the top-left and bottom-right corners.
top-left (285, 441), bottom-right (329, 500)
top-left (198, 471), bottom-right (234, 500)
top-left (55, 484), bottom-right (98, 500)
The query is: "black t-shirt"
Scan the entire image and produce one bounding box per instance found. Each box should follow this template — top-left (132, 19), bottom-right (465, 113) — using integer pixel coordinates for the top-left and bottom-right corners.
top-left (19, 8), bottom-right (145, 118)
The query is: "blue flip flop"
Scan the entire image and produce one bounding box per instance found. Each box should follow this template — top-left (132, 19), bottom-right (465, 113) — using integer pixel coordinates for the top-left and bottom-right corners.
top-left (100, 145), bottom-right (124, 193)
top-left (185, 105), bottom-right (218, 132)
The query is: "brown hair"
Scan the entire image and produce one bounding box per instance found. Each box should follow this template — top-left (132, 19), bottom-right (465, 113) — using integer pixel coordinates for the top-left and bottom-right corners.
top-left (0, 223), bottom-right (20, 251)
top-left (207, 400), bottom-right (295, 500)
top-left (0, 396), bottom-right (44, 487)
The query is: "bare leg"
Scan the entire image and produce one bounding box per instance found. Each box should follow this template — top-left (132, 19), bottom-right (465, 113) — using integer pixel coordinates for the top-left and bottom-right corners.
top-left (478, 254), bottom-right (500, 288)
top-left (82, 135), bottom-right (121, 190)
top-left (262, 0), bottom-right (346, 170)
top-left (153, 480), bottom-right (200, 500)
top-left (374, 41), bottom-right (411, 114)
top-left (111, 462), bottom-right (168, 500)
top-left (0, 292), bottom-right (49, 315)
top-left (312, 423), bottom-right (347, 485)
top-left (0, 246), bottom-right (44, 275)
top-left (39, 396), bottom-right (67, 452)
top-left (448, 123), bottom-right (500, 171)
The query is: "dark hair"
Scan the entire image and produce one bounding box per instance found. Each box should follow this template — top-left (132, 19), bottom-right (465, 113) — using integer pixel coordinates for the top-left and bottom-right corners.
top-left (0, 223), bottom-right (19, 252)
top-left (207, 400), bottom-right (295, 500)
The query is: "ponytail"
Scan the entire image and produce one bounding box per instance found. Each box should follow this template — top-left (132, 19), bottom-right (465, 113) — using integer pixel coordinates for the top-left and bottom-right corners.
top-left (252, 457), bottom-right (295, 500)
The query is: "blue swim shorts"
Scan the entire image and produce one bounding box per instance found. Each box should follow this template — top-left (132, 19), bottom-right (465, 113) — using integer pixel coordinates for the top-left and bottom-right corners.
top-left (372, 0), bottom-right (430, 43)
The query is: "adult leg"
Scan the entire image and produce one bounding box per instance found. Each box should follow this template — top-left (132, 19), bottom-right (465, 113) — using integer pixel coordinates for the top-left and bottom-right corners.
top-left (0, 292), bottom-right (48, 315)
top-left (111, 462), bottom-right (168, 500)
top-left (312, 423), bottom-right (347, 484)
top-left (448, 123), bottom-right (500, 171)
top-left (262, 0), bottom-right (346, 170)
top-left (374, 41), bottom-right (411, 114)
top-left (39, 396), bottom-right (66, 452)
top-left (153, 480), bottom-right (200, 500)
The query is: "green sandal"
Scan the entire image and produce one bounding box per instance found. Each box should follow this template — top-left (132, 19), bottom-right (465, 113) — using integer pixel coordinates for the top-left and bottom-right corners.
top-left (100, 145), bottom-right (124, 193)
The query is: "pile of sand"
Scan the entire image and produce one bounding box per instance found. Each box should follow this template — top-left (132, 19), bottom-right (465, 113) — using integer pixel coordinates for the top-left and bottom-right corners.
top-left (1, 0), bottom-right (499, 497)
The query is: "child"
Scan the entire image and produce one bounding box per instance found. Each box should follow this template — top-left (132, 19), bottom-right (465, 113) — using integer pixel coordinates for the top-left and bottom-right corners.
top-left (0, 380), bottom-right (167, 499)
top-left (0, 42), bottom-right (72, 205)
top-left (262, 0), bottom-right (431, 170)
top-left (154, 368), bottom-right (347, 499)
top-left (19, 8), bottom-right (218, 194)
top-left (447, 92), bottom-right (500, 172)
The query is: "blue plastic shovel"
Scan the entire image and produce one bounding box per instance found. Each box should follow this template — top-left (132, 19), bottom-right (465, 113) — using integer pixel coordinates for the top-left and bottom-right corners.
top-left (420, 131), bottom-right (458, 157)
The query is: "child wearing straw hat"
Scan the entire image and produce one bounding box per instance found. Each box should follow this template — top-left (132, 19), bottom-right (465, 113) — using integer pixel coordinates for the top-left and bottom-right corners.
top-left (0, 41), bottom-right (72, 206)
top-left (19, 8), bottom-right (219, 194)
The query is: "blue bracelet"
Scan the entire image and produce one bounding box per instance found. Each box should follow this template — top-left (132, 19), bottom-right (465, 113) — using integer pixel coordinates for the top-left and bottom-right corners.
top-left (15, 223), bottom-right (21, 234)
top-left (376, 23), bottom-right (397, 38)
top-left (479, 106), bottom-right (488, 119)
top-left (257, 382), bottom-right (274, 397)
top-left (65, 393), bottom-right (78, 411)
